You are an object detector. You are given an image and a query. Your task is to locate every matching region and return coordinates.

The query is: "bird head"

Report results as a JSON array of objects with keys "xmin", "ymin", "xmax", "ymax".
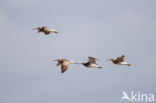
[
  {"xmin": 53, "ymin": 59, "xmax": 61, "ymax": 62},
  {"xmin": 53, "ymin": 59, "xmax": 62, "ymax": 66}
]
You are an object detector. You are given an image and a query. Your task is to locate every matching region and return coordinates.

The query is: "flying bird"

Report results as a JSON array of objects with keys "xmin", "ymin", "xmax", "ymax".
[
  {"xmin": 80, "ymin": 57, "xmax": 102, "ymax": 68},
  {"xmin": 53, "ymin": 59, "xmax": 77, "ymax": 73},
  {"xmin": 106, "ymin": 55, "xmax": 131, "ymax": 66},
  {"xmin": 34, "ymin": 26, "xmax": 58, "ymax": 35}
]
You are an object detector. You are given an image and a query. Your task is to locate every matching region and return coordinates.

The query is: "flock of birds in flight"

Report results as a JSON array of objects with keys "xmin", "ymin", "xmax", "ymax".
[{"xmin": 34, "ymin": 26, "xmax": 131, "ymax": 73}]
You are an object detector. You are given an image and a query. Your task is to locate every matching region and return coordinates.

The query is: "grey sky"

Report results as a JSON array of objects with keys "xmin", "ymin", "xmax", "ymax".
[{"xmin": 0, "ymin": 0, "xmax": 156, "ymax": 103}]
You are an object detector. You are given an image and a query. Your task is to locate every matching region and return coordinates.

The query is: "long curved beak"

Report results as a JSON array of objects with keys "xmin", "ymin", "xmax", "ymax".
[
  {"xmin": 32, "ymin": 28, "xmax": 38, "ymax": 30},
  {"xmin": 53, "ymin": 60, "xmax": 58, "ymax": 62}
]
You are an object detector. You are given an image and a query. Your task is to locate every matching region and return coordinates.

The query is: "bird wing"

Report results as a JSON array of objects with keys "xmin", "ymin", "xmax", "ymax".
[
  {"xmin": 44, "ymin": 31, "xmax": 51, "ymax": 35},
  {"xmin": 88, "ymin": 57, "xmax": 96, "ymax": 64},
  {"xmin": 44, "ymin": 27, "xmax": 51, "ymax": 31},
  {"xmin": 61, "ymin": 64, "xmax": 68, "ymax": 73},
  {"xmin": 41, "ymin": 26, "xmax": 48, "ymax": 31},
  {"xmin": 60, "ymin": 60, "xmax": 70, "ymax": 73},
  {"xmin": 42, "ymin": 26, "xmax": 48, "ymax": 28},
  {"xmin": 117, "ymin": 56, "xmax": 125, "ymax": 62}
]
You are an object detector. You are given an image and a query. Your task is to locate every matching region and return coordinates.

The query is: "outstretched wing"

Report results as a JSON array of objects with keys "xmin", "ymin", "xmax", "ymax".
[
  {"xmin": 44, "ymin": 31, "xmax": 51, "ymax": 35},
  {"xmin": 61, "ymin": 64, "xmax": 68, "ymax": 73},
  {"xmin": 42, "ymin": 26, "xmax": 48, "ymax": 29},
  {"xmin": 88, "ymin": 57, "xmax": 96, "ymax": 64},
  {"xmin": 44, "ymin": 27, "xmax": 51, "ymax": 31},
  {"xmin": 117, "ymin": 55, "xmax": 125, "ymax": 62}
]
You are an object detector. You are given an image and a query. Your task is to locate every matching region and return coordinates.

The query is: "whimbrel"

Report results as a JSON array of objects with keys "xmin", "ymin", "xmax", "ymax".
[
  {"xmin": 107, "ymin": 55, "xmax": 131, "ymax": 66},
  {"xmin": 80, "ymin": 57, "xmax": 102, "ymax": 68},
  {"xmin": 53, "ymin": 59, "xmax": 77, "ymax": 73},
  {"xmin": 34, "ymin": 26, "xmax": 58, "ymax": 35}
]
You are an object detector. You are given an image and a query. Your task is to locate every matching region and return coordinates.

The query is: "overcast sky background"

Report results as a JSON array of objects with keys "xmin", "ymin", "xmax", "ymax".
[{"xmin": 0, "ymin": 0, "xmax": 156, "ymax": 103}]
